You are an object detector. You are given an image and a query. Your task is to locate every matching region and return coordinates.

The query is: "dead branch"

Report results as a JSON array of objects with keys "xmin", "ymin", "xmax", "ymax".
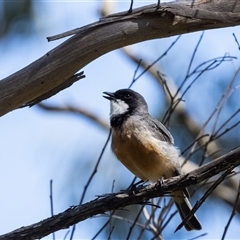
[
  {"xmin": 0, "ymin": 0, "xmax": 240, "ymax": 117},
  {"xmin": 37, "ymin": 103, "xmax": 109, "ymax": 130},
  {"xmin": 1, "ymin": 146, "xmax": 240, "ymax": 240}
]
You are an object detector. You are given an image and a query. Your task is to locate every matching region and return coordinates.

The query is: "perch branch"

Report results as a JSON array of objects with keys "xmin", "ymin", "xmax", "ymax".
[{"xmin": 1, "ymin": 146, "xmax": 240, "ymax": 240}]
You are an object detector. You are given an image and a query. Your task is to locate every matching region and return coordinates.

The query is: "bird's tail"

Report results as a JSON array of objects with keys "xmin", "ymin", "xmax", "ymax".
[{"xmin": 172, "ymin": 190, "xmax": 202, "ymax": 231}]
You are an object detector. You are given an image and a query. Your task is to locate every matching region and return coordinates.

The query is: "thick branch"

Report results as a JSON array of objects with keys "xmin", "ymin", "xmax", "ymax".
[
  {"xmin": 1, "ymin": 146, "xmax": 240, "ymax": 240},
  {"xmin": 0, "ymin": 0, "xmax": 240, "ymax": 116}
]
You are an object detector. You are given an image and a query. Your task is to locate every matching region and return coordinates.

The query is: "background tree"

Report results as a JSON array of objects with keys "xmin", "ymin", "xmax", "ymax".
[{"xmin": 0, "ymin": 0, "xmax": 240, "ymax": 239}]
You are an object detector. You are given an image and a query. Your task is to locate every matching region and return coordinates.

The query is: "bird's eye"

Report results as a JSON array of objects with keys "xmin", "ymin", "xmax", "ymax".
[{"xmin": 124, "ymin": 93, "xmax": 131, "ymax": 99}]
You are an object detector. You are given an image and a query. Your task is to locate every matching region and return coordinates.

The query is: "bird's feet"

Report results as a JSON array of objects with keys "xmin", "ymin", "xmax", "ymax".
[
  {"xmin": 126, "ymin": 179, "xmax": 145, "ymax": 192},
  {"xmin": 155, "ymin": 177, "xmax": 164, "ymax": 189}
]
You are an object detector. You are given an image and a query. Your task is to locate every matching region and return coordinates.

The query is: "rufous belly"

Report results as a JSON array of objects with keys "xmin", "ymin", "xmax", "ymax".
[{"xmin": 112, "ymin": 126, "xmax": 181, "ymax": 182}]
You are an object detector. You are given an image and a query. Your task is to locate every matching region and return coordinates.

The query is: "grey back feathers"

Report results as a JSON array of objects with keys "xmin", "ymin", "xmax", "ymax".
[{"xmin": 145, "ymin": 115, "xmax": 174, "ymax": 144}]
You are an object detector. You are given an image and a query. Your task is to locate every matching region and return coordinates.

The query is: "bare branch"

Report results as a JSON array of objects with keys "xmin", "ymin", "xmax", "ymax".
[
  {"xmin": 188, "ymin": 233, "xmax": 208, "ymax": 240},
  {"xmin": 1, "ymin": 146, "xmax": 240, "ymax": 240},
  {"xmin": 221, "ymin": 180, "xmax": 240, "ymax": 240},
  {"xmin": 175, "ymin": 165, "xmax": 235, "ymax": 232},
  {"xmin": 92, "ymin": 220, "xmax": 111, "ymax": 240},
  {"xmin": 49, "ymin": 180, "xmax": 55, "ymax": 240},
  {"xmin": 186, "ymin": 31, "xmax": 204, "ymax": 78},
  {"xmin": 233, "ymin": 33, "xmax": 240, "ymax": 51},
  {"xmin": 69, "ymin": 129, "xmax": 112, "ymax": 239},
  {"xmin": 129, "ymin": 35, "xmax": 181, "ymax": 87},
  {"xmin": 126, "ymin": 205, "xmax": 145, "ymax": 240},
  {"xmin": 37, "ymin": 103, "xmax": 109, "ymax": 130},
  {"xmin": 1, "ymin": 1, "xmax": 240, "ymax": 117}
]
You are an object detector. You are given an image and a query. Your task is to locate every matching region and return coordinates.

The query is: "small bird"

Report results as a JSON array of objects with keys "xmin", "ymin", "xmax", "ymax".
[{"xmin": 103, "ymin": 88, "xmax": 201, "ymax": 231}]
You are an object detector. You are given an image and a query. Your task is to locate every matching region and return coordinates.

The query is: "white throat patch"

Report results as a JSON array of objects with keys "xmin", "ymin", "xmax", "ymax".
[{"xmin": 110, "ymin": 99, "xmax": 129, "ymax": 118}]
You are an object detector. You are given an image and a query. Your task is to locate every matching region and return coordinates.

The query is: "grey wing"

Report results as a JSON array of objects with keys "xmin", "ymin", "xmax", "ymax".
[{"xmin": 146, "ymin": 115, "xmax": 174, "ymax": 144}]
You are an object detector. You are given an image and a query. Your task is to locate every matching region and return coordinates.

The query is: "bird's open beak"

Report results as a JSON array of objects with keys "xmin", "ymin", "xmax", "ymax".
[{"xmin": 103, "ymin": 91, "xmax": 116, "ymax": 101}]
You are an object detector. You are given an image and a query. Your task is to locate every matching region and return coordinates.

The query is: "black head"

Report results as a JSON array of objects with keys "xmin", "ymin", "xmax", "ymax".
[{"xmin": 103, "ymin": 89, "xmax": 148, "ymax": 127}]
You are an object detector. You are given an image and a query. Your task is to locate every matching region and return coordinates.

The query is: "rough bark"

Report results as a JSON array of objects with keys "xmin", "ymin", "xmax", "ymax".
[
  {"xmin": 0, "ymin": 146, "xmax": 240, "ymax": 240},
  {"xmin": 0, "ymin": 0, "xmax": 240, "ymax": 116}
]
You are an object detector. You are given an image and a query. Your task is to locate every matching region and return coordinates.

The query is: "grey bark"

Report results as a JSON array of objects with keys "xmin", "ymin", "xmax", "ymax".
[{"xmin": 0, "ymin": 0, "xmax": 240, "ymax": 116}]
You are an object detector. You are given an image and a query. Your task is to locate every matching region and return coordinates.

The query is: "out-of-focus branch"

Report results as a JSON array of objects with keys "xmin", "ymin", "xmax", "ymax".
[
  {"xmin": 221, "ymin": 180, "xmax": 240, "ymax": 240},
  {"xmin": 37, "ymin": 103, "xmax": 109, "ymax": 130},
  {"xmin": 120, "ymin": 47, "xmax": 221, "ymax": 155},
  {"xmin": 120, "ymin": 47, "xmax": 240, "ymax": 212},
  {"xmin": 1, "ymin": 146, "xmax": 240, "ymax": 240}
]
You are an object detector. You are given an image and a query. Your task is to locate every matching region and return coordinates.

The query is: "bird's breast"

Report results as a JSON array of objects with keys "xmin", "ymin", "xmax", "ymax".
[{"xmin": 111, "ymin": 119, "xmax": 181, "ymax": 182}]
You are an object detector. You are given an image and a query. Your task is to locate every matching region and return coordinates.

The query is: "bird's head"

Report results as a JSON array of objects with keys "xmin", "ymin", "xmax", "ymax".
[{"xmin": 103, "ymin": 89, "xmax": 148, "ymax": 120}]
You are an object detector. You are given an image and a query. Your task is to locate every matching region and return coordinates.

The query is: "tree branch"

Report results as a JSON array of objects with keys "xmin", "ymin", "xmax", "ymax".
[
  {"xmin": 0, "ymin": 0, "xmax": 240, "ymax": 117},
  {"xmin": 1, "ymin": 146, "xmax": 240, "ymax": 240},
  {"xmin": 37, "ymin": 103, "xmax": 109, "ymax": 130}
]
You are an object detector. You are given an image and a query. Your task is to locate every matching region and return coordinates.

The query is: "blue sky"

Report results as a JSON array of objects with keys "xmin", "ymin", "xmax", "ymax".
[{"xmin": 0, "ymin": 1, "xmax": 240, "ymax": 239}]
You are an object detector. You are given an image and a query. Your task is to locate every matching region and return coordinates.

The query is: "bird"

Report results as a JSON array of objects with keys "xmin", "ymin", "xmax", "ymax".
[{"xmin": 103, "ymin": 88, "xmax": 201, "ymax": 231}]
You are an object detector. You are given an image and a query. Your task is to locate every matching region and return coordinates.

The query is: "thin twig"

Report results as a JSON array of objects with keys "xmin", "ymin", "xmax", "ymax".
[
  {"xmin": 214, "ymin": 120, "xmax": 240, "ymax": 141},
  {"xmin": 63, "ymin": 230, "xmax": 70, "ymax": 240},
  {"xmin": 212, "ymin": 109, "xmax": 240, "ymax": 139},
  {"xmin": 211, "ymin": 68, "xmax": 240, "ymax": 134},
  {"xmin": 129, "ymin": 59, "xmax": 142, "ymax": 88},
  {"xmin": 221, "ymin": 180, "xmax": 240, "ymax": 240},
  {"xmin": 107, "ymin": 226, "xmax": 114, "ymax": 240},
  {"xmin": 158, "ymin": 197, "xmax": 174, "ymax": 230},
  {"xmin": 175, "ymin": 165, "xmax": 236, "ymax": 232},
  {"xmin": 233, "ymin": 33, "xmax": 240, "ymax": 50},
  {"xmin": 133, "ymin": 35, "xmax": 181, "ymax": 82},
  {"xmin": 186, "ymin": 32, "xmax": 204, "ymax": 78},
  {"xmin": 38, "ymin": 103, "xmax": 109, "ymax": 130},
  {"xmin": 70, "ymin": 129, "xmax": 112, "ymax": 239},
  {"xmin": 83, "ymin": 129, "xmax": 111, "ymax": 205},
  {"xmin": 109, "ymin": 180, "xmax": 116, "ymax": 238},
  {"xmin": 157, "ymin": 71, "xmax": 174, "ymax": 100},
  {"xmin": 187, "ymin": 233, "xmax": 208, "ymax": 240},
  {"xmin": 138, "ymin": 203, "xmax": 158, "ymax": 239},
  {"xmin": 161, "ymin": 210, "xmax": 178, "ymax": 232},
  {"xmin": 126, "ymin": 205, "xmax": 145, "ymax": 240},
  {"xmin": 92, "ymin": 219, "xmax": 111, "ymax": 240},
  {"xmin": 49, "ymin": 180, "xmax": 54, "ymax": 217},
  {"xmin": 49, "ymin": 180, "xmax": 55, "ymax": 240},
  {"xmin": 162, "ymin": 55, "xmax": 236, "ymax": 125},
  {"xmin": 186, "ymin": 61, "xmax": 239, "ymax": 165},
  {"xmin": 181, "ymin": 134, "xmax": 209, "ymax": 156}
]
